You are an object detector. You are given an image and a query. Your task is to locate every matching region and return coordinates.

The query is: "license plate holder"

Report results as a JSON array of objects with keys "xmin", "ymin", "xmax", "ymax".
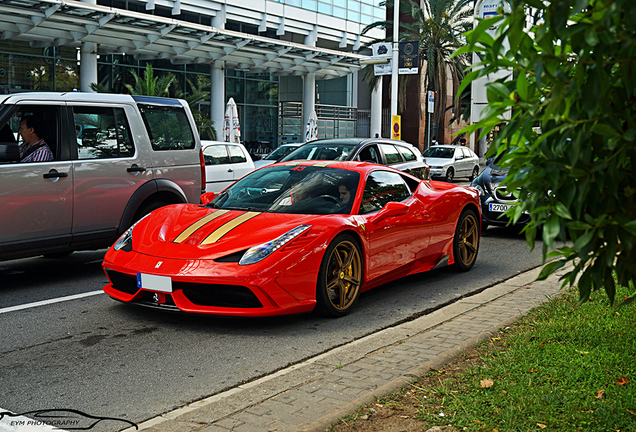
[
  {"xmin": 137, "ymin": 273, "xmax": 173, "ymax": 293},
  {"xmin": 489, "ymin": 203, "xmax": 516, "ymax": 213}
]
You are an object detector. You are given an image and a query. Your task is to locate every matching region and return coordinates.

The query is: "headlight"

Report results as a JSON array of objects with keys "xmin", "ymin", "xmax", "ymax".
[
  {"xmin": 472, "ymin": 184, "xmax": 486, "ymax": 196},
  {"xmin": 239, "ymin": 225, "xmax": 311, "ymax": 265},
  {"xmin": 113, "ymin": 214, "xmax": 151, "ymax": 251}
]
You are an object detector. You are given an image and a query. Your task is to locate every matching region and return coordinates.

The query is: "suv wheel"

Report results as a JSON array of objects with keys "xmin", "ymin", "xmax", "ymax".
[{"xmin": 133, "ymin": 200, "xmax": 168, "ymax": 223}]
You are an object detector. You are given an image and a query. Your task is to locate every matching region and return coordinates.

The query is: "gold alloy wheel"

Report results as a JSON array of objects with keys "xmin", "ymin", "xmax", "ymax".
[
  {"xmin": 458, "ymin": 213, "xmax": 479, "ymax": 267},
  {"xmin": 325, "ymin": 240, "xmax": 362, "ymax": 311}
]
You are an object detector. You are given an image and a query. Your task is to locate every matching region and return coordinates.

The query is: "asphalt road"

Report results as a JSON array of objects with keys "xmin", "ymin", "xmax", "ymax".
[{"xmin": 0, "ymin": 226, "xmax": 546, "ymax": 431}]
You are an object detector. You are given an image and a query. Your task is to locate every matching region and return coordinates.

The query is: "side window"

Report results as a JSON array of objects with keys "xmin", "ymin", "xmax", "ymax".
[
  {"xmin": 462, "ymin": 148, "xmax": 472, "ymax": 158},
  {"xmin": 203, "ymin": 145, "xmax": 230, "ymax": 165},
  {"xmin": 228, "ymin": 145, "xmax": 247, "ymax": 163},
  {"xmin": 74, "ymin": 106, "xmax": 134, "ymax": 159},
  {"xmin": 138, "ymin": 104, "xmax": 195, "ymax": 151},
  {"xmin": 398, "ymin": 145, "xmax": 417, "ymax": 162},
  {"xmin": 454, "ymin": 149, "xmax": 463, "ymax": 159},
  {"xmin": 1, "ymin": 105, "xmax": 60, "ymax": 162},
  {"xmin": 359, "ymin": 171, "xmax": 412, "ymax": 214},
  {"xmin": 357, "ymin": 145, "xmax": 380, "ymax": 163},
  {"xmin": 379, "ymin": 144, "xmax": 403, "ymax": 165}
]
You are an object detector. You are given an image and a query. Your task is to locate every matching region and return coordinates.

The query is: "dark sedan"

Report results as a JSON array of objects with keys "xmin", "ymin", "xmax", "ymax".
[
  {"xmin": 279, "ymin": 138, "xmax": 430, "ymax": 180},
  {"xmin": 470, "ymin": 155, "xmax": 530, "ymax": 230}
]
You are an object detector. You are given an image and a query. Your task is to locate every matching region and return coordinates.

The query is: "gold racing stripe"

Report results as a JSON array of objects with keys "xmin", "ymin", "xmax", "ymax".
[
  {"xmin": 173, "ymin": 210, "xmax": 229, "ymax": 243},
  {"xmin": 313, "ymin": 161, "xmax": 337, "ymax": 167},
  {"xmin": 201, "ymin": 211, "xmax": 261, "ymax": 245}
]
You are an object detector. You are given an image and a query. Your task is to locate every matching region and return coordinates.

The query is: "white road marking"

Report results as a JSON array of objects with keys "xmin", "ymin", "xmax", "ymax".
[
  {"xmin": 0, "ymin": 408, "xmax": 64, "ymax": 432},
  {"xmin": 0, "ymin": 291, "xmax": 104, "ymax": 315}
]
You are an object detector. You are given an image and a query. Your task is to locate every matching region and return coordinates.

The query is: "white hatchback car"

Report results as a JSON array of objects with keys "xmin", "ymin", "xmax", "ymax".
[
  {"xmin": 422, "ymin": 145, "xmax": 480, "ymax": 182},
  {"xmin": 201, "ymin": 141, "xmax": 255, "ymax": 193}
]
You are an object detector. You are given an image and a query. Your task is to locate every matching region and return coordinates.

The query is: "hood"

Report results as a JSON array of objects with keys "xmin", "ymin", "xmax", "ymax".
[
  {"xmin": 131, "ymin": 204, "xmax": 320, "ymax": 260},
  {"xmin": 253, "ymin": 159, "xmax": 275, "ymax": 169},
  {"xmin": 423, "ymin": 157, "xmax": 453, "ymax": 167}
]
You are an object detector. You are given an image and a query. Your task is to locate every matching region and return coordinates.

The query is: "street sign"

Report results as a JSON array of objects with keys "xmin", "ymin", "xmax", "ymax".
[
  {"xmin": 372, "ymin": 42, "xmax": 392, "ymax": 76},
  {"xmin": 392, "ymin": 115, "xmax": 401, "ymax": 140},
  {"xmin": 428, "ymin": 91, "xmax": 434, "ymax": 113}
]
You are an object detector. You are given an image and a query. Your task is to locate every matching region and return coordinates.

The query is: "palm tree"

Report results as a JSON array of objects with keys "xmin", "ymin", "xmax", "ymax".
[
  {"xmin": 362, "ymin": 0, "xmax": 472, "ymax": 138},
  {"xmin": 124, "ymin": 63, "xmax": 176, "ymax": 97},
  {"xmin": 176, "ymin": 75, "xmax": 217, "ymax": 140}
]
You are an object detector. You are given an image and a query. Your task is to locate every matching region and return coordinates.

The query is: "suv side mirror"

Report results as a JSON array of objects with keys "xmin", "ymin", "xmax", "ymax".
[{"xmin": 0, "ymin": 143, "xmax": 20, "ymax": 162}]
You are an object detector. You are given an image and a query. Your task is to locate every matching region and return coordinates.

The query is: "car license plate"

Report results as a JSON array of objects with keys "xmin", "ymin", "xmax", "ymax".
[
  {"xmin": 489, "ymin": 203, "xmax": 516, "ymax": 213},
  {"xmin": 137, "ymin": 273, "xmax": 173, "ymax": 293}
]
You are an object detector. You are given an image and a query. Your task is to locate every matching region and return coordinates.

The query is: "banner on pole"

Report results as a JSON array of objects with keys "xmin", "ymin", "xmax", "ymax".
[{"xmin": 398, "ymin": 41, "xmax": 419, "ymax": 74}]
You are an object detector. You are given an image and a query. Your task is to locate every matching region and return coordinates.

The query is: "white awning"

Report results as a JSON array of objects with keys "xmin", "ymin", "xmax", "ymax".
[{"xmin": 0, "ymin": 0, "xmax": 368, "ymax": 80}]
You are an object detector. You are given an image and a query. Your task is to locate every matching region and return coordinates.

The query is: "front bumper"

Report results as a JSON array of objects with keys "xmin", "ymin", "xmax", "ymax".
[
  {"xmin": 480, "ymin": 199, "xmax": 531, "ymax": 227},
  {"xmin": 102, "ymin": 249, "xmax": 319, "ymax": 317}
]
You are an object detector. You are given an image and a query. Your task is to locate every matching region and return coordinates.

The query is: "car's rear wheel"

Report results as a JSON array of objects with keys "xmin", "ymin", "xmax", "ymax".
[
  {"xmin": 452, "ymin": 209, "xmax": 480, "ymax": 271},
  {"xmin": 469, "ymin": 166, "xmax": 479, "ymax": 181},
  {"xmin": 315, "ymin": 234, "xmax": 363, "ymax": 317},
  {"xmin": 445, "ymin": 168, "xmax": 454, "ymax": 182}
]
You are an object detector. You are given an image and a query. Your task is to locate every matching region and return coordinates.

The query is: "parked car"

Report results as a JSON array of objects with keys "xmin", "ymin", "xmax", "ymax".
[
  {"xmin": 253, "ymin": 143, "xmax": 303, "ymax": 169},
  {"xmin": 422, "ymin": 145, "xmax": 479, "ymax": 182},
  {"xmin": 0, "ymin": 92, "xmax": 204, "ymax": 261},
  {"xmin": 471, "ymin": 152, "xmax": 530, "ymax": 230},
  {"xmin": 201, "ymin": 141, "xmax": 255, "ymax": 193},
  {"xmin": 279, "ymin": 138, "xmax": 430, "ymax": 180},
  {"xmin": 102, "ymin": 161, "xmax": 480, "ymax": 317}
]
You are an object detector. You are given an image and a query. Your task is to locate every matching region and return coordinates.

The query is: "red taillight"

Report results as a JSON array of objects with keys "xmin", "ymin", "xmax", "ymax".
[{"xmin": 199, "ymin": 150, "xmax": 206, "ymax": 195}]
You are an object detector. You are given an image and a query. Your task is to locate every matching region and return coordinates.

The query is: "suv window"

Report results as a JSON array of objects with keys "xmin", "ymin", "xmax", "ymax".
[
  {"xmin": 360, "ymin": 171, "xmax": 412, "ymax": 214},
  {"xmin": 74, "ymin": 106, "xmax": 134, "ymax": 159},
  {"xmin": 138, "ymin": 104, "xmax": 195, "ymax": 151},
  {"xmin": 379, "ymin": 144, "xmax": 402, "ymax": 165},
  {"xmin": 1, "ymin": 105, "xmax": 60, "ymax": 161}
]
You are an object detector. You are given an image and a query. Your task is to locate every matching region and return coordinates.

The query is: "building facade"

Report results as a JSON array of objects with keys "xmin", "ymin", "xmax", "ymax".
[{"xmin": 0, "ymin": 0, "xmax": 385, "ymax": 152}]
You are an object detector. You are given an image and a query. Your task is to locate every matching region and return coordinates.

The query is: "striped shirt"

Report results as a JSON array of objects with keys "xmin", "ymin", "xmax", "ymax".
[{"xmin": 19, "ymin": 139, "xmax": 54, "ymax": 163}]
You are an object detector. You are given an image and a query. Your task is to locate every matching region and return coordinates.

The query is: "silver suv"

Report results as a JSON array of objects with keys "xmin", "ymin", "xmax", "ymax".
[{"xmin": 0, "ymin": 92, "xmax": 205, "ymax": 261}]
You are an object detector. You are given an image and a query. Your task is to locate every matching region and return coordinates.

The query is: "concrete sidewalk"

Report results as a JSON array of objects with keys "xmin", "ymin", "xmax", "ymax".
[{"xmin": 126, "ymin": 265, "xmax": 568, "ymax": 432}]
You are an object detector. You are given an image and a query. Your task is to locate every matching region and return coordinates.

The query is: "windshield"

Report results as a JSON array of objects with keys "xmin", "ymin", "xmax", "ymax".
[
  {"xmin": 422, "ymin": 147, "xmax": 453, "ymax": 158},
  {"xmin": 210, "ymin": 165, "xmax": 360, "ymax": 215},
  {"xmin": 280, "ymin": 144, "xmax": 357, "ymax": 162},
  {"xmin": 263, "ymin": 145, "xmax": 296, "ymax": 161}
]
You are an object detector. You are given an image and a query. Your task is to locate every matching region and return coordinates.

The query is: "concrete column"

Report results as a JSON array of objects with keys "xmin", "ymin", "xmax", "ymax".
[
  {"xmin": 302, "ymin": 73, "xmax": 316, "ymax": 141},
  {"xmin": 79, "ymin": 0, "xmax": 98, "ymax": 92},
  {"xmin": 210, "ymin": 62, "xmax": 225, "ymax": 140},
  {"xmin": 370, "ymin": 78, "xmax": 382, "ymax": 138},
  {"xmin": 79, "ymin": 42, "xmax": 98, "ymax": 92},
  {"xmin": 211, "ymin": 11, "xmax": 226, "ymax": 140}
]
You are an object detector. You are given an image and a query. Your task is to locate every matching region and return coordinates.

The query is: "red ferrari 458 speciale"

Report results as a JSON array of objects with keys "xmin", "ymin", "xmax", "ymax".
[{"xmin": 102, "ymin": 161, "xmax": 481, "ymax": 317}]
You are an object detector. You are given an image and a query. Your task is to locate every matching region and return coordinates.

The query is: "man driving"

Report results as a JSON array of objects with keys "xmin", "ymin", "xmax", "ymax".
[{"xmin": 18, "ymin": 116, "xmax": 53, "ymax": 163}]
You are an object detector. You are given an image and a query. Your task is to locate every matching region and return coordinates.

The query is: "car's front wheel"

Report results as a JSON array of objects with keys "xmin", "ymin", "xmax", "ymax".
[
  {"xmin": 315, "ymin": 234, "xmax": 363, "ymax": 317},
  {"xmin": 445, "ymin": 167, "xmax": 454, "ymax": 182},
  {"xmin": 452, "ymin": 209, "xmax": 480, "ymax": 272}
]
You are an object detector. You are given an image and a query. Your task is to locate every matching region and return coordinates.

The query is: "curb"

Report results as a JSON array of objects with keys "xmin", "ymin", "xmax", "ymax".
[{"xmin": 125, "ymin": 264, "xmax": 568, "ymax": 432}]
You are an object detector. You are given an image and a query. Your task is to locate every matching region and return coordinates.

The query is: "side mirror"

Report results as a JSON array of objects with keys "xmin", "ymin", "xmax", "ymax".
[
  {"xmin": 370, "ymin": 201, "xmax": 409, "ymax": 223},
  {"xmin": 201, "ymin": 192, "xmax": 217, "ymax": 205},
  {"xmin": 0, "ymin": 143, "xmax": 20, "ymax": 162}
]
